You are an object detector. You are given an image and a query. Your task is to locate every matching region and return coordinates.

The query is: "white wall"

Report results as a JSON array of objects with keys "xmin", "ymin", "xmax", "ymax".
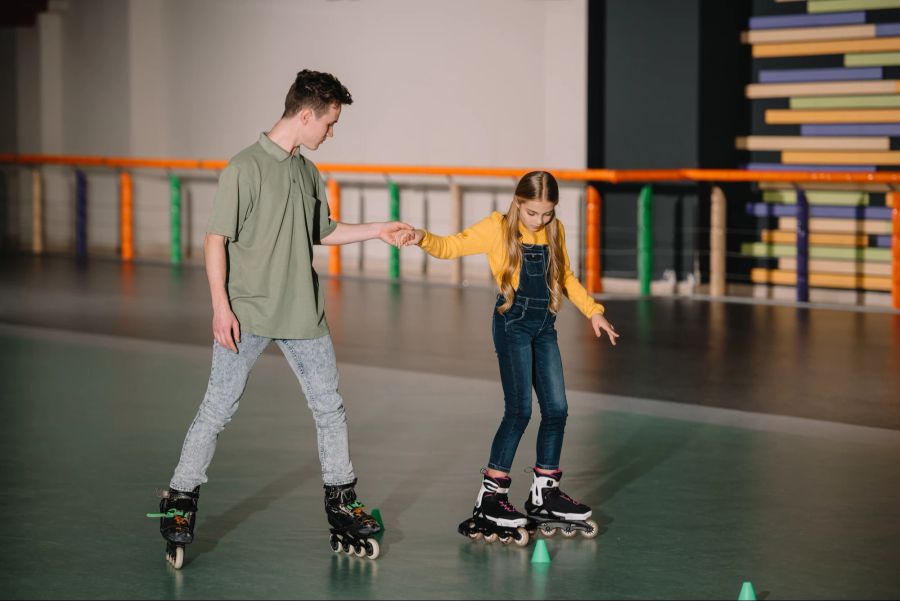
[{"xmin": 4, "ymin": 0, "xmax": 588, "ymax": 283}]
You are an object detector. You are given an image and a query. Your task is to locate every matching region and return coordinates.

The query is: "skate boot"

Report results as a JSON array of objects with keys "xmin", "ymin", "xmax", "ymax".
[
  {"xmin": 458, "ymin": 473, "xmax": 530, "ymax": 546},
  {"xmin": 324, "ymin": 479, "xmax": 382, "ymax": 560},
  {"xmin": 524, "ymin": 469, "xmax": 599, "ymax": 539},
  {"xmin": 146, "ymin": 486, "xmax": 200, "ymax": 569}
]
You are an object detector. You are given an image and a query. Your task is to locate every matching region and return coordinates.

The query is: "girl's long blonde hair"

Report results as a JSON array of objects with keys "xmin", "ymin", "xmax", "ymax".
[{"xmin": 498, "ymin": 171, "xmax": 564, "ymax": 315}]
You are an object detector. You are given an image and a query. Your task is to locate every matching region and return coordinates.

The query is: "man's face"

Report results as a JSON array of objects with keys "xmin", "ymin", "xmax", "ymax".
[
  {"xmin": 519, "ymin": 199, "xmax": 556, "ymax": 232},
  {"xmin": 300, "ymin": 103, "xmax": 341, "ymax": 150}
]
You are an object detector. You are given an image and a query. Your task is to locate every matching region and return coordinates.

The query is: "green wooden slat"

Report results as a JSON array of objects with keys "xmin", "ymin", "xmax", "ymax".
[
  {"xmin": 809, "ymin": 0, "xmax": 900, "ymax": 13},
  {"xmin": 791, "ymin": 94, "xmax": 900, "ymax": 109},
  {"xmin": 763, "ymin": 190, "xmax": 870, "ymax": 205},
  {"xmin": 741, "ymin": 242, "xmax": 891, "ymax": 261},
  {"xmin": 845, "ymin": 51, "xmax": 900, "ymax": 66}
]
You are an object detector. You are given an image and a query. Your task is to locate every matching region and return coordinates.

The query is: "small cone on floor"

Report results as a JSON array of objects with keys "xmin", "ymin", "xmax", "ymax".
[
  {"xmin": 531, "ymin": 539, "xmax": 551, "ymax": 564},
  {"xmin": 371, "ymin": 508, "xmax": 384, "ymax": 529},
  {"xmin": 737, "ymin": 581, "xmax": 756, "ymax": 601}
]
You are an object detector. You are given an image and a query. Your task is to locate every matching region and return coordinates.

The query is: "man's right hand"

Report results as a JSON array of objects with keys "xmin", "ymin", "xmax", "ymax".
[{"xmin": 212, "ymin": 308, "xmax": 241, "ymax": 352}]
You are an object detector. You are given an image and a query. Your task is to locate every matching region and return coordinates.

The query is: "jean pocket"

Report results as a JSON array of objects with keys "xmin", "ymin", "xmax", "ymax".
[
  {"xmin": 502, "ymin": 303, "xmax": 527, "ymax": 329},
  {"xmin": 524, "ymin": 254, "xmax": 544, "ymax": 277}
]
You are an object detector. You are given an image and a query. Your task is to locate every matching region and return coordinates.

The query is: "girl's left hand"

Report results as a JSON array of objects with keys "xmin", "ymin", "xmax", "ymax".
[{"xmin": 591, "ymin": 313, "xmax": 620, "ymax": 346}]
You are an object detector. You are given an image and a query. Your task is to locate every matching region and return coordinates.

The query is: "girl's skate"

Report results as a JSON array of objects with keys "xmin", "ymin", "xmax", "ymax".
[
  {"xmin": 324, "ymin": 479, "xmax": 382, "ymax": 560},
  {"xmin": 458, "ymin": 474, "xmax": 530, "ymax": 546},
  {"xmin": 146, "ymin": 487, "xmax": 200, "ymax": 569},
  {"xmin": 524, "ymin": 469, "xmax": 599, "ymax": 538}
]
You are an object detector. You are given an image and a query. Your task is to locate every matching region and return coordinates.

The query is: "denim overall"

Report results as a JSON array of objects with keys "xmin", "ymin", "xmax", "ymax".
[{"xmin": 488, "ymin": 243, "xmax": 568, "ymax": 473}]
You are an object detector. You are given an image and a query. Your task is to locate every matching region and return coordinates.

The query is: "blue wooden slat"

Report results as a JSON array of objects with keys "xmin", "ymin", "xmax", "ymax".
[
  {"xmin": 749, "ymin": 11, "xmax": 865, "ymax": 30},
  {"xmin": 758, "ymin": 67, "xmax": 882, "ymax": 83}
]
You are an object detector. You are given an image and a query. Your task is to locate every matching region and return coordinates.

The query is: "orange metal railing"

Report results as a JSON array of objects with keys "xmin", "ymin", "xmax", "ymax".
[{"xmin": 2, "ymin": 153, "xmax": 899, "ymax": 308}]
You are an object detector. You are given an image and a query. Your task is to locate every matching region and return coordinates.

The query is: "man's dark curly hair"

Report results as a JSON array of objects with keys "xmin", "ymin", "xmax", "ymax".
[{"xmin": 283, "ymin": 70, "xmax": 353, "ymax": 118}]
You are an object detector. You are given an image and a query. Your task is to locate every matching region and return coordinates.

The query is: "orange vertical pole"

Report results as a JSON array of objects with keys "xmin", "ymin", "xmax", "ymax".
[
  {"xmin": 328, "ymin": 178, "xmax": 341, "ymax": 276},
  {"xmin": 120, "ymin": 171, "xmax": 134, "ymax": 261},
  {"xmin": 585, "ymin": 184, "xmax": 602, "ymax": 293},
  {"xmin": 891, "ymin": 191, "xmax": 899, "ymax": 310},
  {"xmin": 710, "ymin": 186, "xmax": 727, "ymax": 297},
  {"xmin": 31, "ymin": 168, "xmax": 43, "ymax": 255}
]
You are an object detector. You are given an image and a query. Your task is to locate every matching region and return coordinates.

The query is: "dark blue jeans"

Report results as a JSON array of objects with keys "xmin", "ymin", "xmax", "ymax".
[{"xmin": 488, "ymin": 295, "xmax": 568, "ymax": 473}]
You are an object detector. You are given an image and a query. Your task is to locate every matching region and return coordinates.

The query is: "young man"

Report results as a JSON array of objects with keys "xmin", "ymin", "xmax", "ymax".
[{"xmin": 154, "ymin": 70, "xmax": 407, "ymax": 566}]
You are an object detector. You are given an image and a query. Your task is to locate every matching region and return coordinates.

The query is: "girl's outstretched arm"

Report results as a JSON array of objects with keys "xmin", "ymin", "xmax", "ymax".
[{"xmin": 410, "ymin": 213, "xmax": 500, "ymax": 259}]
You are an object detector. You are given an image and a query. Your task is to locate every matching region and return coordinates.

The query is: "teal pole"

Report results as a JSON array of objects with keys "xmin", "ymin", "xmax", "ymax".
[
  {"xmin": 170, "ymin": 175, "xmax": 182, "ymax": 265},
  {"xmin": 389, "ymin": 181, "xmax": 400, "ymax": 281},
  {"xmin": 638, "ymin": 185, "xmax": 653, "ymax": 296}
]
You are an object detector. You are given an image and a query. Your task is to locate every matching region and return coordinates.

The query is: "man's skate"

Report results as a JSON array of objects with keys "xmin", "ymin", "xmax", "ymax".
[
  {"xmin": 524, "ymin": 469, "xmax": 598, "ymax": 539},
  {"xmin": 458, "ymin": 474, "xmax": 530, "ymax": 546},
  {"xmin": 146, "ymin": 487, "xmax": 200, "ymax": 569},
  {"xmin": 324, "ymin": 480, "xmax": 382, "ymax": 560}
]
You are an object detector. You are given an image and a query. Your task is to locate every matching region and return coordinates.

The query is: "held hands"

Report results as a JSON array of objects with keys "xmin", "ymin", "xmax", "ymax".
[
  {"xmin": 397, "ymin": 228, "xmax": 424, "ymax": 247},
  {"xmin": 591, "ymin": 313, "xmax": 620, "ymax": 346},
  {"xmin": 378, "ymin": 222, "xmax": 416, "ymax": 247}
]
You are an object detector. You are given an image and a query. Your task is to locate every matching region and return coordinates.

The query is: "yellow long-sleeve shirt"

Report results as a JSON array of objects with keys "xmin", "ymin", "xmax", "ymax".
[{"xmin": 419, "ymin": 212, "xmax": 604, "ymax": 318}]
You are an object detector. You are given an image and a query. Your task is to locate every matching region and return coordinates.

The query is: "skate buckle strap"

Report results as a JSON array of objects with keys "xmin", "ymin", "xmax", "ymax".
[
  {"xmin": 145, "ymin": 509, "xmax": 187, "ymax": 519},
  {"xmin": 532, "ymin": 474, "xmax": 559, "ymax": 507}
]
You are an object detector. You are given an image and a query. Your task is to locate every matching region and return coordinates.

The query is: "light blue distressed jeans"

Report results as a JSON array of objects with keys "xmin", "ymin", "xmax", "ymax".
[{"xmin": 170, "ymin": 332, "xmax": 355, "ymax": 490}]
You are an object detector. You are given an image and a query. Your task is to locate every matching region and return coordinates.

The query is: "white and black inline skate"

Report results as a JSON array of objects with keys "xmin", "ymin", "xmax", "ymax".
[
  {"xmin": 324, "ymin": 479, "xmax": 382, "ymax": 560},
  {"xmin": 146, "ymin": 486, "xmax": 200, "ymax": 569},
  {"xmin": 458, "ymin": 474, "xmax": 530, "ymax": 546},
  {"xmin": 524, "ymin": 468, "xmax": 599, "ymax": 539}
]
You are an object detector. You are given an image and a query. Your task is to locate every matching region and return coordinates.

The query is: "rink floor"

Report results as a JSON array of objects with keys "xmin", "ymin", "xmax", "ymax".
[{"xmin": 1, "ymin": 255, "xmax": 898, "ymax": 600}]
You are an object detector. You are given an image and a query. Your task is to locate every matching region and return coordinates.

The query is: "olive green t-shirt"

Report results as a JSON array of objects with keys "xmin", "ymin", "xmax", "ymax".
[{"xmin": 206, "ymin": 132, "xmax": 337, "ymax": 339}]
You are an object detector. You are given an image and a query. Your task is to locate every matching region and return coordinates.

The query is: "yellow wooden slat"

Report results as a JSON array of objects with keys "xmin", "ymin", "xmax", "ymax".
[
  {"xmin": 778, "ymin": 258, "xmax": 893, "ymax": 276},
  {"xmin": 742, "ymin": 24, "xmax": 874, "ymax": 45},
  {"xmin": 761, "ymin": 229, "xmax": 869, "ymax": 246},
  {"xmin": 778, "ymin": 217, "xmax": 892, "ymax": 234},
  {"xmin": 736, "ymin": 136, "xmax": 888, "ymax": 151},
  {"xmin": 767, "ymin": 109, "xmax": 900, "ymax": 124},
  {"xmin": 750, "ymin": 268, "xmax": 892, "ymax": 290},
  {"xmin": 759, "ymin": 181, "xmax": 891, "ymax": 192},
  {"xmin": 782, "ymin": 150, "xmax": 900, "ymax": 164},
  {"xmin": 747, "ymin": 80, "xmax": 900, "ymax": 99},
  {"xmin": 753, "ymin": 37, "xmax": 900, "ymax": 59}
]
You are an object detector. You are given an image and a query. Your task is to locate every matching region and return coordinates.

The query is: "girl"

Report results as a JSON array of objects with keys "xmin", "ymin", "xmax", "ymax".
[{"xmin": 403, "ymin": 171, "xmax": 619, "ymax": 545}]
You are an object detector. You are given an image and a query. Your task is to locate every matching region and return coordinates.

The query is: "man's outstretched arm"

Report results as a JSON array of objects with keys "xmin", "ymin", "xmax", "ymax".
[{"xmin": 319, "ymin": 222, "xmax": 412, "ymax": 246}]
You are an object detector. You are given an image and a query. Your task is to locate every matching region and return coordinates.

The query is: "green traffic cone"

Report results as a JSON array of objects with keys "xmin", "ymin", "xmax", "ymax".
[
  {"xmin": 371, "ymin": 508, "xmax": 384, "ymax": 529},
  {"xmin": 531, "ymin": 539, "xmax": 551, "ymax": 564},
  {"xmin": 737, "ymin": 581, "xmax": 756, "ymax": 601}
]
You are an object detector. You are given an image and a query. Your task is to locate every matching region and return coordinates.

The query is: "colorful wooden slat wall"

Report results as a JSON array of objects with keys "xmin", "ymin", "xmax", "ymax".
[{"xmin": 742, "ymin": 0, "xmax": 899, "ymax": 296}]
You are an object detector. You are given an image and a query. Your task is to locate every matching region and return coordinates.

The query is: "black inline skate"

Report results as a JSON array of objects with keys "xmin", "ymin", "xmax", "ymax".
[
  {"xmin": 146, "ymin": 486, "xmax": 200, "ymax": 569},
  {"xmin": 324, "ymin": 479, "xmax": 382, "ymax": 560},
  {"xmin": 458, "ymin": 473, "xmax": 530, "ymax": 546},
  {"xmin": 524, "ymin": 468, "xmax": 598, "ymax": 539}
]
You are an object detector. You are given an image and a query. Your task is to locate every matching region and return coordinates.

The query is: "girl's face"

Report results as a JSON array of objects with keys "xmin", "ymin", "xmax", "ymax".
[{"xmin": 519, "ymin": 199, "xmax": 556, "ymax": 232}]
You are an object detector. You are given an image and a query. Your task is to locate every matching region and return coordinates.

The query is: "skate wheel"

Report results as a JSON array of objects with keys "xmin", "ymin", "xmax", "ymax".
[
  {"xmin": 167, "ymin": 545, "xmax": 184, "ymax": 569},
  {"xmin": 330, "ymin": 536, "xmax": 341, "ymax": 553},
  {"xmin": 484, "ymin": 533, "xmax": 498, "ymax": 544},
  {"xmin": 561, "ymin": 527, "xmax": 578, "ymax": 538},
  {"xmin": 540, "ymin": 525, "xmax": 557, "ymax": 537},
  {"xmin": 581, "ymin": 519, "xmax": 600, "ymax": 539},
  {"xmin": 467, "ymin": 532, "xmax": 483, "ymax": 541},
  {"xmin": 341, "ymin": 541, "xmax": 352, "ymax": 554},
  {"xmin": 514, "ymin": 528, "xmax": 530, "ymax": 547},
  {"xmin": 353, "ymin": 544, "xmax": 366, "ymax": 557},
  {"xmin": 364, "ymin": 539, "xmax": 380, "ymax": 560},
  {"xmin": 498, "ymin": 534, "xmax": 512, "ymax": 545}
]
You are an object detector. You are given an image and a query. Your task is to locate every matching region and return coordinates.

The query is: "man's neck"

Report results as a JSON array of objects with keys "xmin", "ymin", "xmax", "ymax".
[{"xmin": 267, "ymin": 117, "xmax": 301, "ymax": 154}]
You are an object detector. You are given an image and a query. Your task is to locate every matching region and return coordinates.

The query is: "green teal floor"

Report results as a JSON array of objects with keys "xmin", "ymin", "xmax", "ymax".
[{"xmin": 1, "ymin": 324, "xmax": 898, "ymax": 600}]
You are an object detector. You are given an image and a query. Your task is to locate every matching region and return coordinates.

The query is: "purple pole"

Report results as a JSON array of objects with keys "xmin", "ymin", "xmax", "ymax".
[
  {"xmin": 796, "ymin": 190, "xmax": 809, "ymax": 303},
  {"xmin": 76, "ymin": 170, "xmax": 87, "ymax": 261}
]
